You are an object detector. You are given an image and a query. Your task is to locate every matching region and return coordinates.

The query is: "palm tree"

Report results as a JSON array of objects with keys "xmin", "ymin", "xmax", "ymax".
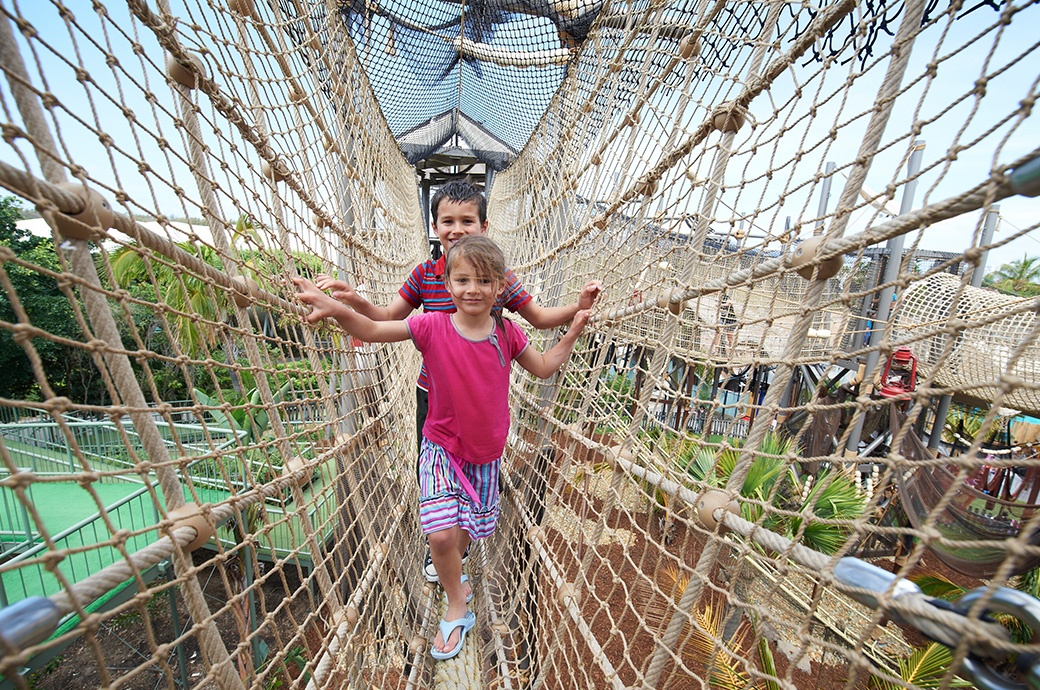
[
  {"xmin": 109, "ymin": 239, "xmax": 228, "ymax": 356},
  {"xmin": 680, "ymin": 432, "xmax": 866, "ymax": 555},
  {"xmin": 983, "ymin": 254, "xmax": 1040, "ymax": 296},
  {"xmin": 108, "ymin": 214, "xmax": 292, "ymax": 393}
]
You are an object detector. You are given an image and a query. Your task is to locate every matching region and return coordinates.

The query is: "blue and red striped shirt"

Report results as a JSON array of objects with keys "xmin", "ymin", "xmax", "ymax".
[{"xmin": 399, "ymin": 255, "xmax": 533, "ymax": 390}]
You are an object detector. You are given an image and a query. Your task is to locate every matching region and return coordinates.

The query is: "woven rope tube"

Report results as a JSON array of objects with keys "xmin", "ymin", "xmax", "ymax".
[{"xmin": 3, "ymin": 1, "xmax": 1040, "ymax": 689}]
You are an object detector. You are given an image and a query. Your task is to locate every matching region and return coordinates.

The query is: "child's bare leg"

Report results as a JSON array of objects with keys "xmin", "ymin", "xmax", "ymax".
[
  {"xmin": 429, "ymin": 526, "xmax": 467, "ymax": 653},
  {"xmin": 456, "ymin": 531, "xmax": 472, "ymax": 599}
]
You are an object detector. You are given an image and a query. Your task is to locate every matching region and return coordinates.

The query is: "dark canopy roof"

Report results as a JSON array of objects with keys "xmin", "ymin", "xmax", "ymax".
[{"xmin": 335, "ymin": 0, "xmax": 604, "ymax": 172}]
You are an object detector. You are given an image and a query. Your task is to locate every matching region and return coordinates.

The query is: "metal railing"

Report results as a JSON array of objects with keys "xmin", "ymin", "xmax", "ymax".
[
  {"xmin": 0, "ymin": 483, "xmax": 161, "ymax": 607},
  {"xmin": 0, "ymin": 417, "xmax": 241, "ymax": 480},
  {"xmin": 0, "ymin": 482, "xmax": 37, "ymax": 559},
  {"xmin": 0, "ymin": 406, "xmax": 337, "ymax": 613}
]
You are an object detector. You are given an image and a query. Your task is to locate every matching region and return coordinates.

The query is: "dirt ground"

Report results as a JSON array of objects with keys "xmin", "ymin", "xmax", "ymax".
[
  {"xmin": 26, "ymin": 550, "xmax": 323, "ymax": 690},
  {"xmin": 542, "ymin": 500, "xmax": 973, "ymax": 690}
]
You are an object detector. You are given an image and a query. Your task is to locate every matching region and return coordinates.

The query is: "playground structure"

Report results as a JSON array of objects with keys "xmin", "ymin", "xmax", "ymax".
[{"xmin": 1, "ymin": 1, "xmax": 1040, "ymax": 689}]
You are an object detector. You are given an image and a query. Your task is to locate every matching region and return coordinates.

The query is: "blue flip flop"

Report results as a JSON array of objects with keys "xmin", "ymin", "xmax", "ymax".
[
  {"xmin": 430, "ymin": 610, "xmax": 476, "ymax": 661},
  {"xmin": 461, "ymin": 574, "xmax": 474, "ymax": 604}
]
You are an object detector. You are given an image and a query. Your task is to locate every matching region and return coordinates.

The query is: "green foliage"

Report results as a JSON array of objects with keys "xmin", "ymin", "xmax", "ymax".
[
  {"xmin": 0, "ymin": 197, "xmax": 107, "ymax": 402},
  {"xmin": 684, "ymin": 446, "xmax": 722, "ymax": 482},
  {"xmin": 593, "ymin": 371, "xmax": 635, "ymax": 432},
  {"xmin": 194, "ymin": 379, "xmax": 294, "ymax": 444},
  {"xmin": 785, "ymin": 471, "xmax": 864, "ymax": 554},
  {"xmin": 983, "ymin": 254, "xmax": 1040, "ymax": 296},
  {"xmin": 870, "ymin": 642, "xmax": 973, "ymax": 689},
  {"xmin": 107, "ymin": 214, "xmax": 322, "ymax": 401},
  {"xmin": 941, "ymin": 405, "xmax": 1002, "ymax": 446},
  {"xmin": 909, "ymin": 573, "xmax": 964, "ymax": 601},
  {"xmin": 754, "ymin": 614, "xmax": 780, "ymax": 690},
  {"xmin": 272, "ymin": 360, "xmax": 323, "ymax": 395},
  {"xmin": 677, "ymin": 432, "xmax": 865, "ymax": 555},
  {"xmin": 260, "ymin": 645, "xmax": 311, "ymax": 690},
  {"xmin": 654, "ymin": 429, "xmax": 703, "ymax": 476},
  {"xmin": 109, "ymin": 237, "xmax": 228, "ymax": 358},
  {"xmin": 1016, "ymin": 566, "xmax": 1040, "ymax": 598},
  {"xmin": 26, "ymin": 654, "xmax": 64, "ymax": 689}
]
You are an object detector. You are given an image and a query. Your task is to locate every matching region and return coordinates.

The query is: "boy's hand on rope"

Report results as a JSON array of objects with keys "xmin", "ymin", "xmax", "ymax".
[
  {"xmin": 578, "ymin": 280, "xmax": 603, "ymax": 310},
  {"xmin": 315, "ymin": 273, "xmax": 356, "ymax": 304},
  {"xmin": 293, "ymin": 276, "xmax": 346, "ymax": 324}
]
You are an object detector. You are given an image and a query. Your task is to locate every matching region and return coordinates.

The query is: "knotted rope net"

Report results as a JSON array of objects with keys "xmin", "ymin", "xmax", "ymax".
[{"xmin": 0, "ymin": 1, "xmax": 1039, "ymax": 689}]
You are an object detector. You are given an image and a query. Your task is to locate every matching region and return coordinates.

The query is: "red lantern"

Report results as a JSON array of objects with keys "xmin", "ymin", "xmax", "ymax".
[{"xmin": 879, "ymin": 347, "xmax": 918, "ymax": 397}]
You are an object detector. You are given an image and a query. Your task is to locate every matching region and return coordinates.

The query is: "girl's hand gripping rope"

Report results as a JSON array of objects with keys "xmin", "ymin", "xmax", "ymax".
[
  {"xmin": 294, "ymin": 276, "xmax": 347, "ymax": 325},
  {"xmin": 315, "ymin": 273, "xmax": 357, "ymax": 304}
]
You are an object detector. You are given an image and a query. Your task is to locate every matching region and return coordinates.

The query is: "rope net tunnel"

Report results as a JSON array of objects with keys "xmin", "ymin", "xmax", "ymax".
[{"xmin": 0, "ymin": 0, "xmax": 1038, "ymax": 689}]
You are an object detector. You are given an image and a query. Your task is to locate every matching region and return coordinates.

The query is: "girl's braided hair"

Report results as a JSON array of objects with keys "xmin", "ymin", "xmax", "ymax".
[{"xmin": 445, "ymin": 235, "xmax": 508, "ymax": 332}]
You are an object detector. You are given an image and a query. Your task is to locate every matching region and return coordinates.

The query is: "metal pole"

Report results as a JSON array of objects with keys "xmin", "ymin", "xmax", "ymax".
[
  {"xmin": 814, "ymin": 162, "xmax": 837, "ymax": 235},
  {"xmin": 421, "ymin": 175, "xmax": 432, "ymax": 239},
  {"xmin": 927, "ymin": 396, "xmax": 953, "ymax": 450},
  {"xmin": 970, "ymin": 205, "xmax": 1000, "ymax": 288},
  {"xmin": 845, "ymin": 141, "xmax": 925, "ymax": 456},
  {"xmin": 244, "ymin": 544, "xmax": 262, "ymax": 670},
  {"xmin": 160, "ymin": 561, "xmax": 190, "ymax": 690}
]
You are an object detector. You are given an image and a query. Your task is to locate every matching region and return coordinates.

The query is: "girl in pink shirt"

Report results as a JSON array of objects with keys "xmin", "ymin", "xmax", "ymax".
[{"xmin": 294, "ymin": 235, "xmax": 591, "ymax": 661}]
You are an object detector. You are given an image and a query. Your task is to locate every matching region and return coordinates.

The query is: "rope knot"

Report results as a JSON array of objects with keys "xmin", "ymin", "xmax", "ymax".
[
  {"xmin": 998, "ymin": 372, "xmax": 1025, "ymax": 392},
  {"xmin": 43, "ymin": 396, "xmax": 72, "ymax": 414},
  {"xmin": 14, "ymin": 17, "xmax": 37, "ymax": 38},
  {"xmin": 1, "ymin": 123, "xmax": 23, "ymax": 144},
  {"xmin": 0, "ymin": 469, "xmax": 36, "ymax": 490}
]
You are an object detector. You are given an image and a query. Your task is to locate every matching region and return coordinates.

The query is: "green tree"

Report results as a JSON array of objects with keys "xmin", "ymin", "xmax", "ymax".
[
  {"xmin": 0, "ymin": 196, "xmax": 105, "ymax": 402},
  {"xmin": 107, "ymin": 214, "xmax": 322, "ymax": 399},
  {"xmin": 983, "ymin": 254, "xmax": 1040, "ymax": 296},
  {"xmin": 109, "ymin": 238, "xmax": 229, "ymax": 358}
]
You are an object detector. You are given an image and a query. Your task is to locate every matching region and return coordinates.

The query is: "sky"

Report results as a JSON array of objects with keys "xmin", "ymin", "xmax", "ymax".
[{"xmin": 1, "ymin": 0, "xmax": 1038, "ymax": 276}]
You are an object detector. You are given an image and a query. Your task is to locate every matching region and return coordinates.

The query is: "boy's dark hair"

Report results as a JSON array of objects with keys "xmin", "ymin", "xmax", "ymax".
[{"xmin": 431, "ymin": 179, "xmax": 487, "ymax": 225}]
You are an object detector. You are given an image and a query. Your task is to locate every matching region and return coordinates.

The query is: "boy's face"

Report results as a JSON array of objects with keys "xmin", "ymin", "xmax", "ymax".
[{"xmin": 434, "ymin": 199, "xmax": 488, "ymax": 251}]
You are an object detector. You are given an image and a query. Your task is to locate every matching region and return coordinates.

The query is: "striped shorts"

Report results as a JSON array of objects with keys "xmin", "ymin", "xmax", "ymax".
[{"xmin": 418, "ymin": 437, "xmax": 500, "ymax": 540}]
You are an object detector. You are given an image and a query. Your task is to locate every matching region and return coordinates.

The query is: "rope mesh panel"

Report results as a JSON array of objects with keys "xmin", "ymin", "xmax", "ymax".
[{"xmin": 0, "ymin": 1, "xmax": 1038, "ymax": 689}]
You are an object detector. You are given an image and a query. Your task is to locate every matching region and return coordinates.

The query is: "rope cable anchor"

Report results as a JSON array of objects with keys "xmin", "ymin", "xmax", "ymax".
[
  {"xmin": 832, "ymin": 558, "xmax": 1040, "ymax": 690},
  {"xmin": 39, "ymin": 183, "xmax": 114, "ymax": 241},
  {"xmin": 952, "ymin": 587, "xmax": 1040, "ymax": 690}
]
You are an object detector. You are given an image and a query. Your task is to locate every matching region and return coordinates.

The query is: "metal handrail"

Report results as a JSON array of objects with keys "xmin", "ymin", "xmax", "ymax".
[{"xmin": 0, "ymin": 482, "xmax": 160, "ymax": 607}]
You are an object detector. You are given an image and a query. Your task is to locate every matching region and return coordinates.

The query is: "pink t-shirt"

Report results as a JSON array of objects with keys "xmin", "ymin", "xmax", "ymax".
[{"xmin": 406, "ymin": 312, "xmax": 529, "ymax": 464}]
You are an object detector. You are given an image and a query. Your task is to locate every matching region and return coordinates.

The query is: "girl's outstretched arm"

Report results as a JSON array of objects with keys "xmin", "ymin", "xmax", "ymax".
[
  {"xmin": 294, "ymin": 277, "xmax": 410, "ymax": 343},
  {"xmin": 516, "ymin": 309, "xmax": 591, "ymax": 379},
  {"xmin": 314, "ymin": 274, "xmax": 416, "ymax": 321}
]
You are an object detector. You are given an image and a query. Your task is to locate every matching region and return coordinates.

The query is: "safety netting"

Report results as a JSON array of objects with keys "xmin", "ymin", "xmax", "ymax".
[{"xmin": 1, "ymin": 1, "xmax": 1040, "ymax": 689}]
